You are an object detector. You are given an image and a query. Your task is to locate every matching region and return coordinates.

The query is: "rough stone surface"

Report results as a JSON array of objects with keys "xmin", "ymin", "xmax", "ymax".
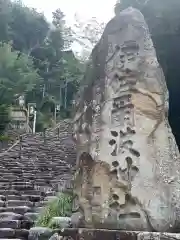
[
  {"xmin": 49, "ymin": 233, "xmax": 63, "ymax": 240},
  {"xmin": 58, "ymin": 229, "xmax": 180, "ymax": 240},
  {"xmin": 73, "ymin": 7, "xmax": 180, "ymax": 232},
  {"xmin": 50, "ymin": 217, "xmax": 71, "ymax": 229},
  {"xmin": 28, "ymin": 227, "xmax": 53, "ymax": 240},
  {"xmin": 0, "ymin": 120, "xmax": 76, "ymax": 239}
]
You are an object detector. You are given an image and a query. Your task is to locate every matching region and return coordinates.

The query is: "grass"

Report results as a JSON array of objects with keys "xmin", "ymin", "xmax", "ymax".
[
  {"xmin": 0, "ymin": 135, "xmax": 11, "ymax": 141},
  {"xmin": 35, "ymin": 193, "xmax": 73, "ymax": 228}
]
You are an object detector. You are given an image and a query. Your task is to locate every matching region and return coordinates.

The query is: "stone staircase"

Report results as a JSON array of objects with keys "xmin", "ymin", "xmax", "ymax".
[{"xmin": 0, "ymin": 120, "xmax": 76, "ymax": 240}]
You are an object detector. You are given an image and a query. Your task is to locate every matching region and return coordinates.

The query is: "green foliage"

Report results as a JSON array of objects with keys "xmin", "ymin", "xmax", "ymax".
[
  {"xmin": 0, "ymin": 104, "xmax": 10, "ymax": 134},
  {"xmin": 0, "ymin": 0, "xmax": 84, "ymax": 134},
  {"xmin": 35, "ymin": 110, "xmax": 54, "ymax": 132},
  {"xmin": 35, "ymin": 193, "xmax": 73, "ymax": 228},
  {"xmin": 0, "ymin": 0, "xmax": 12, "ymax": 43},
  {"xmin": 0, "ymin": 135, "xmax": 11, "ymax": 141},
  {"xmin": 10, "ymin": 1, "xmax": 49, "ymax": 54},
  {"xmin": 0, "ymin": 42, "xmax": 41, "ymax": 105}
]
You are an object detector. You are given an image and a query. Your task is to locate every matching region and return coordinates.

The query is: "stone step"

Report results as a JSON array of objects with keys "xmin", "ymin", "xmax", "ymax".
[
  {"xmin": 33, "ymin": 202, "xmax": 46, "ymax": 208},
  {"xmin": 6, "ymin": 196, "xmax": 22, "ymax": 201},
  {"xmin": 21, "ymin": 174, "xmax": 35, "ymax": 179},
  {"xmin": 9, "ymin": 169, "xmax": 23, "ymax": 173},
  {"xmin": 0, "ymin": 196, "xmax": 5, "ymax": 201},
  {"xmin": 6, "ymin": 200, "xmax": 33, "ymax": 207},
  {"xmin": 20, "ymin": 168, "xmax": 36, "ymax": 171},
  {"xmin": 0, "ymin": 201, "xmax": 5, "ymax": 207},
  {"xmin": 1, "ymin": 179, "xmax": 17, "ymax": 183},
  {"xmin": 0, "ymin": 220, "xmax": 21, "ymax": 229},
  {"xmin": 12, "ymin": 181, "xmax": 33, "ymax": 184},
  {"xmin": 0, "ymin": 190, "xmax": 19, "ymax": 196},
  {"xmin": 0, "ymin": 228, "xmax": 15, "ymax": 238},
  {"xmin": 0, "ymin": 212, "xmax": 22, "ymax": 220},
  {"xmin": 12, "ymin": 184, "xmax": 34, "ymax": 190},
  {"xmin": 33, "ymin": 207, "xmax": 44, "ymax": 213},
  {"xmin": 15, "ymin": 229, "xmax": 29, "ymax": 240},
  {"xmin": 29, "ymin": 227, "xmax": 52, "ymax": 240},
  {"xmin": 33, "ymin": 176, "xmax": 52, "ymax": 180},
  {"xmin": 12, "ymin": 181, "xmax": 33, "ymax": 186},
  {"xmin": 20, "ymin": 190, "xmax": 42, "ymax": 196},
  {"xmin": 0, "ymin": 239, "xmax": 21, "ymax": 240},
  {"xmin": 0, "ymin": 181, "xmax": 11, "ymax": 185},
  {"xmin": 0, "ymin": 176, "xmax": 17, "ymax": 181},
  {"xmin": 33, "ymin": 181, "xmax": 47, "ymax": 186},
  {"xmin": 20, "ymin": 195, "xmax": 41, "ymax": 202},
  {"xmin": 24, "ymin": 212, "xmax": 39, "ymax": 221},
  {"xmin": 0, "ymin": 206, "xmax": 31, "ymax": 215},
  {"xmin": 45, "ymin": 191, "xmax": 56, "ymax": 197},
  {"xmin": 0, "ymin": 187, "xmax": 10, "ymax": 191},
  {"xmin": 21, "ymin": 220, "xmax": 34, "ymax": 229}
]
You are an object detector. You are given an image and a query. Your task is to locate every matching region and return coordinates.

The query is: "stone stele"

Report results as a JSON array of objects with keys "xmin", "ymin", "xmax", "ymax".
[{"xmin": 72, "ymin": 7, "xmax": 180, "ymax": 232}]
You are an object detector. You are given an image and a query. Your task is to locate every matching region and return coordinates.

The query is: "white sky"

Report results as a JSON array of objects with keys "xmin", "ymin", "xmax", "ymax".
[
  {"xmin": 23, "ymin": 0, "xmax": 115, "ymax": 24},
  {"xmin": 22, "ymin": 0, "xmax": 116, "ymax": 53}
]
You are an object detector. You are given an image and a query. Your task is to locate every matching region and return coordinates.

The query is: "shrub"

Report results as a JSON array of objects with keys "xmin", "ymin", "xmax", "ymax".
[{"xmin": 35, "ymin": 193, "xmax": 73, "ymax": 228}]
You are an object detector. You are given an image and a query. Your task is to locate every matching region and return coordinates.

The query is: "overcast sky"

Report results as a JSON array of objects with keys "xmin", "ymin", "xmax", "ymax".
[
  {"xmin": 23, "ymin": 0, "xmax": 115, "ymax": 24},
  {"xmin": 22, "ymin": 0, "xmax": 116, "ymax": 53}
]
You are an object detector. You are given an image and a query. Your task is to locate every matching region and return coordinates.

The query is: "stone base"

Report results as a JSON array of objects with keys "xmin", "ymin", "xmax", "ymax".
[{"xmin": 59, "ymin": 229, "xmax": 180, "ymax": 240}]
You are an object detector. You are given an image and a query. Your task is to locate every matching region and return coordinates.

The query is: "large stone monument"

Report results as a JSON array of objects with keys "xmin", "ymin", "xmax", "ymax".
[{"xmin": 72, "ymin": 7, "xmax": 180, "ymax": 232}]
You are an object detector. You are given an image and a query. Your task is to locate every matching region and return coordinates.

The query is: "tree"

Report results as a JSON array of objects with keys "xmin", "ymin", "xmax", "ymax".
[
  {"xmin": 0, "ymin": 104, "xmax": 10, "ymax": 134},
  {"xmin": 0, "ymin": 43, "xmax": 41, "ymax": 104},
  {"xmin": 9, "ymin": 1, "xmax": 49, "ymax": 55},
  {"xmin": 0, "ymin": 42, "xmax": 41, "ymax": 132},
  {"xmin": 52, "ymin": 8, "xmax": 73, "ymax": 50},
  {"xmin": 30, "ymin": 8, "xmax": 82, "ymax": 117},
  {"xmin": 0, "ymin": 1, "xmax": 84, "ymax": 133},
  {"xmin": 0, "ymin": 0, "xmax": 12, "ymax": 43}
]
